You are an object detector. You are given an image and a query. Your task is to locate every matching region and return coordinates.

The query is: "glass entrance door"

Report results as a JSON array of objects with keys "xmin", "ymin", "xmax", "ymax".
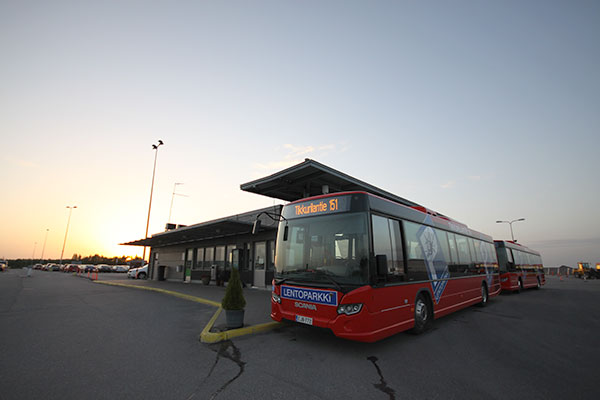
[{"xmin": 253, "ymin": 241, "xmax": 266, "ymax": 288}]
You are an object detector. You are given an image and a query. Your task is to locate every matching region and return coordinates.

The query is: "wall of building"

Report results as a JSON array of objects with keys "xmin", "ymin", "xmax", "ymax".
[
  {"xmin": 149, "ymin": 230, "xmax": 277, "ymax": 287},
  {"xmin": 150, "ymin": 246, "xmax": 186, "ymax": 281}
]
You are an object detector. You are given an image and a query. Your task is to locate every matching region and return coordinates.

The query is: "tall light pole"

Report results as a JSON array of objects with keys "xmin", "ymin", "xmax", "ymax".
[
  {"xmin": 496, "ymin": 218, "xmax": 525, "ymax": 242},
  {"xmin": 168, "ymin": 182, "xmax": 188, "ymax": 224},
  {"xmin": 60, "ymin": 206, "xmax": 77, "ymax": 265},
  {"xmin": 40, "ymin": 229, "xmax": 49, "ymax": 262},
  {"xmin": 143, "ymin": 140, "xmax": 164, "ymax": 262},
  {"xmin": 32, "ymin": 242, "xmax": 37, "ymax": 259}
]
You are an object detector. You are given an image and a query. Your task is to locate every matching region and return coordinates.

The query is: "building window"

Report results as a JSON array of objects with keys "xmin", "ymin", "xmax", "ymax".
[
  {"xmin": 215, "ymin": 246, "xmax": 225, "ymax": 271},
  {"xmin": 204, "ymin": 247, "xmax": 214, "ymax": 270},
  {"xmin": 268, "ymin": 240, "xmax": 275, "ymax": 271},
  {"xmin": 226, "ymin": 245, "xmax": 236, "ymax": 271},
  {"xmin": 194, "ymin": 248, "xmax": 204, "ymax": 270},
  {"xmin": 185, "ymin": 248, "xmax": 194, "ymax": 269},
  {"xmin": 254, "ymin": 242, "xmax": 266, "ymax": 271}
]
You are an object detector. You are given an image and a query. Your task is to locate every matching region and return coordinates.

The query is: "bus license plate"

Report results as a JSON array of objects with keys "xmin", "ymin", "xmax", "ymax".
[{"xmin": 296, "ymin": 315, "xmax": 313, "ymax": 325}]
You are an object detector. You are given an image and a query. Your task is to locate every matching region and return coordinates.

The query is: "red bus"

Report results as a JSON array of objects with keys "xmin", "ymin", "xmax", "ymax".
[
  {"xmin": 494, "ymin": 240, "xmax": 545, "ymax": 292},
  {"xmin": 270, "ymin": 191, "xmax": 500, "ymax": 342}
]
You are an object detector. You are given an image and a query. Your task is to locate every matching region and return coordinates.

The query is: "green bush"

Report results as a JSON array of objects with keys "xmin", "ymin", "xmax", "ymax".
[{"xmin": 221, "ymin": 268, "xmax": 246, "ymax": 310}]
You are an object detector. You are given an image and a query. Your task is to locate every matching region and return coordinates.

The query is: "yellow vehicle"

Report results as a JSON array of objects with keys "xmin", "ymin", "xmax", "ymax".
[
  {"xmin": 576, "ymin": 262, "xmax": 599, "ymax": 279},
  {"xmin": 0, "ymin": 260, "xmax": 7, "ymax": 272}
]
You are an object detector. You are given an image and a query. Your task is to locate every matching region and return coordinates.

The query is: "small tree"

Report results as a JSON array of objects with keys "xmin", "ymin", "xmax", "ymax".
[{"xmin": 221, "ymin": 268, "xmax": 246, "ymax": 310}]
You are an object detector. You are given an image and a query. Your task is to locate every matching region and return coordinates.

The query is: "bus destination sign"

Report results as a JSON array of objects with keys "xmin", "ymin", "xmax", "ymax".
[{"xmin": 290, "ymin": 196, "xmax": 349, "ymax": 218}]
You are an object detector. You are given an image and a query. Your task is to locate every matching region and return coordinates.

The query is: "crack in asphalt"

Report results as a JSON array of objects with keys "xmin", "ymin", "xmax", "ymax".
[
  {"xmin": 187, "ymin": 340, "xmax": 246, "ymax": 400},
  {"xmin": 367, "ymin": 356, "xmax": 396, "ymax": 400}
]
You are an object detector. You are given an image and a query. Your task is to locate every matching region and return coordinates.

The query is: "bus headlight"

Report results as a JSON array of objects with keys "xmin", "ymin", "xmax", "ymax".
[
  {"xmin": 337, "ymin": 303, "xmax": 363, "ymax": 315},
  {"xmin": 272, "ymin": 293, "xmax": 281, "ymax": 304}
]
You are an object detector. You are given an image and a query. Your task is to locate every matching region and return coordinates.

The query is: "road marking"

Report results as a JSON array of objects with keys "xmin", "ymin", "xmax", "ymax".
[{"xmin": 93, "ymin": 280, "xmax": 280, "ymax": 343}]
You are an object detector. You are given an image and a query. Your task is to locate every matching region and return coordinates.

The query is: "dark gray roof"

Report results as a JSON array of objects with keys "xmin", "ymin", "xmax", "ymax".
[
  {"xmin": 123, "ymin": 205, "xmax": 281, "ymax": 247},
  {"xmin": 240, "ymin": 158, "xmax": 421, "ymax": 207}
]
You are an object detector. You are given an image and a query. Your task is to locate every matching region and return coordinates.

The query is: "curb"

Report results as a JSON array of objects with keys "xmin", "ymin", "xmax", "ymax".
[
  {"xmin": 93, "ymin": 280, "xmax": 280, "ymax": 343},
  {"xmin": 94, "ymin": 280, "xmax": 221, "ymax": 307},
  {"xmin": 199, "ymin": 307, "xmax": 281, "ymax": 343}
]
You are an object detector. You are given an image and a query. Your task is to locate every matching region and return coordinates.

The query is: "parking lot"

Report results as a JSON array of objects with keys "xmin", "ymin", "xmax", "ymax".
[{"xmin": 1, "ymin": 270, "xmax": 598, "ymax": 399}]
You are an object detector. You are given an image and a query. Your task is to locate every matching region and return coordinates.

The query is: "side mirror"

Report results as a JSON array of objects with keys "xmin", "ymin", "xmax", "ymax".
[
  {"xmin": 375, "ymin": 254, "xmax": 388, "ymax": 277},
  {"xmin": 252, "ymin": 219, "xmax": 261, "ymax": 235},
  {"xmin": 283, "ymin": 224, "xmax": 289, "ymax": 241}
]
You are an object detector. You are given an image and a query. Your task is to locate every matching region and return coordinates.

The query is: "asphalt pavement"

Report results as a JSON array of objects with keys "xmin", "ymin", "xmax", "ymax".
[
  {"xmin": 2, "ymin": 269, "xmax": 599, "ymax": 400},
  {"xmin": 90, "ymin": 273, "xmax": 274, "ymax": 332}
]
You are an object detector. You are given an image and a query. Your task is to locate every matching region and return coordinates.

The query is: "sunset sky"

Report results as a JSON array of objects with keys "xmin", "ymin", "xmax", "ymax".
[{"xmin": 1, "ymin": 1, "xmax": 598, "ymax": 267}]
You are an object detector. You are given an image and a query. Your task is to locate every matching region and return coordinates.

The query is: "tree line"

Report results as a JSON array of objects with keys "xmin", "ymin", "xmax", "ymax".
[{"xmin": 5, "ymin": 255, "xmax": 145, "ymax": 269}]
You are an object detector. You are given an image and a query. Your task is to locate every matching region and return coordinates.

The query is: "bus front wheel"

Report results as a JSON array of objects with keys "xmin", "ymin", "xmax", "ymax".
[{"xmin": 412, "ymin": 294, "xmax": 432, "ymax": 334}]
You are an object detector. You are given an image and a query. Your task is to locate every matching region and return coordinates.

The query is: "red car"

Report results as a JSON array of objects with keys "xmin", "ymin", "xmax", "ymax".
[{"xmin": 66, "ymin": 264, "xmax": 80, "ymax": 272}]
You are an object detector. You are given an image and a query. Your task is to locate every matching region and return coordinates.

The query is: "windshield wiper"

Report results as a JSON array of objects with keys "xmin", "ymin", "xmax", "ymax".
[
  {"xmin": 275, "ymin": 269, "xmax": 344, "ymax": 292},
  {"xmin": 312, "ymin": 270, "xmax": 343, "ymax": 292}
]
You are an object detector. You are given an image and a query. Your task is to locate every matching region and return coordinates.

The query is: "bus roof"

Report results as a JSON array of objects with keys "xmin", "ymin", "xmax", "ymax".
[
  {"xmin": 494, "ymin": 240, "xmax": 541, "ymax": 256},
  {"xmin": 285, "ymin": 191, "xmax": 493, "ymax": 242}
]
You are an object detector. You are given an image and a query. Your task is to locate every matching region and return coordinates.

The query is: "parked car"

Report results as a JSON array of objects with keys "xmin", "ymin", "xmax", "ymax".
[
  {"xmin": 127, "ymin": 265, "xmax": 148, "ymax": 279},
  {"xmin": 114, "ymin": 265, "xmax": 129, "ymax": 273},
  {"xmin": 65, "ymin": 264, "xmax": 79, "ymax": 272},
  {"xmin": 48, "ymin": 264, "xmax": 60, "ymax": 271},
  {"xmin": 97, "ymin": 264, "xmax": 112, "ymax": 273},
  {"xmin": 84, "ymin": 265, "xmax": 97, "ymax": 273}
]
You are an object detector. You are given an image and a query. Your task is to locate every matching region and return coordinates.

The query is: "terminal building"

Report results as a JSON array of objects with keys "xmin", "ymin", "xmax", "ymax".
[{"xmin": 124, "ymin": 159, "xmax": 422, "ymax": 288}]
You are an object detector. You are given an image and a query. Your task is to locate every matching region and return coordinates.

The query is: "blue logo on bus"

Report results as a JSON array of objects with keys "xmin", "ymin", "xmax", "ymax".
[
  {"xmin": 280, "ymin": 285, "xmax": 338, "ymax": 306},
  {"xmin": 418, "ymin": 217, "xmax": 450, "ymax": 304}
]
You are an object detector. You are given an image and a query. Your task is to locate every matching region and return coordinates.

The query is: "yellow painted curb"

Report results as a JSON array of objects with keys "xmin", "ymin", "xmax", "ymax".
[
  {"xmin": 201, "ymin": 317, "xmax": 281, "ymax": 343},
  {"xmin": 93, "ymin": 281, "xmax": 221, "ymax": 307},
  {"xmin": 93, "ymin": 280, "xmax": 281, "ymax": 343}
]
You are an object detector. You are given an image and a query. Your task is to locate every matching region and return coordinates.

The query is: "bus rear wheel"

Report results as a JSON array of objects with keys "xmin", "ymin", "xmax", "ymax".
[
  {"xmin": 478, "ymin": 283, "xmax": 489, "ymax": 307},
  {"xmin": 412, "ymin": 294, "xmax": 432, "ymax": 334}
]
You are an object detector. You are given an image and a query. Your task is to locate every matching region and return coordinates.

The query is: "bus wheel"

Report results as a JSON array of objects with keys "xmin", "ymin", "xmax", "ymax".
[
  {"xmin": 412, "ymin": 294, "xmax": 431, "ymax": 334},
  {"xmin": 478, "ymin": 284, "xmax": 489, "ymax": 307}
]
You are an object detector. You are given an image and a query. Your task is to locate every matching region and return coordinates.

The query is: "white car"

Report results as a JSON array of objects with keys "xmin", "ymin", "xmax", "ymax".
[{"xmin": 127, "ymin": 265, "xmax": 148, "ymax": 279}]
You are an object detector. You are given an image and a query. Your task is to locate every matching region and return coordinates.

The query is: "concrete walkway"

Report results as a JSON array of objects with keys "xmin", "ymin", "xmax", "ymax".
[{"xmin": 89, "ymin": 274, "xmax": 279, "ymax": 343}]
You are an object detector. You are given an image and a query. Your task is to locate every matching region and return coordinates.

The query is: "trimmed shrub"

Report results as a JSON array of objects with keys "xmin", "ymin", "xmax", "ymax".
[{"xmin": 221, "ymin": 268, "xmax": 246, "ymax": 310}]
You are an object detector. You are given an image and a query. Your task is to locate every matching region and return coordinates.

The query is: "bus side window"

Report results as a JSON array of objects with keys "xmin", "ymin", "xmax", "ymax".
[
  {"xmin": 455, "ymin": 235, "xmax": 472, "ymax": 276},
  {"xmin": 372, "ymin": 215, "xmax": 405, "ymax": 283},
  {"xmin": 434, "ymin": 229, "xmax": 451, "ymax": 272},
  {"xmin": 488, "ymin": 242, "xmax": 498, "ymax": 269},
  {"xmin": 467, "ymin": 238, "xmax": 478, "ymax": 275},
  {"xmin": 447, "ymin": 233, "xmax": 459, "ymax": 275},
  {"xmin": 506, "ymin": 248, "xmax": 515, "ymax": 271},
  {"xmin": 389, "ymin": 219, "xmax": 405, "ymax": 281},
  {"xmin": 513, "ymin": 250, "xmax": 522, "ymax": 272},
  {"xmin": 402, "ymin": 221, "xmax": 429, "ymax": 281},
  {"xmin": 496, "ymin": 246, "xmax": 508, "ymax": 273}
]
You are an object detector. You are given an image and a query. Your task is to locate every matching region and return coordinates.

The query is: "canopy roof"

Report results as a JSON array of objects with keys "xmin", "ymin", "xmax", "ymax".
[
  {"xmin": 240, "ymin": 158, "xmax": 421, "ymax": 207},
  {"xmin": 123, "ymin": 205, "xmax": 281, "ymax": 247}
]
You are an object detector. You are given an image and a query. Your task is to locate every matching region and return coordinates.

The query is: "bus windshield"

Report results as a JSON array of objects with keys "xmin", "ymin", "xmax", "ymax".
[{"xmin": 275, "ymin": 212, "xmax": 370, "ymax": 286}]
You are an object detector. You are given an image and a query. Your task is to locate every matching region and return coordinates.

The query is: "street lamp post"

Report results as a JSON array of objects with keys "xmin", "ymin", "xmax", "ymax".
[
  {"xmin": 496, "ymin": 218, "xmax": 525, "ymax": 242},
  {"xmin": 40, "ymin": 229, "xmax": 49, "ymax": 262},
  {"xmin": 168, "ymin": 182, "xmax": 188, "ymax": 224},
  {"xmin": 60, "ymin": 206, "xmax": 77, "ymax": 266},
  {"xmin": 143, "ymin": 140, "xmax": 164, "ymax": 263},
  {"xmin": 32, "ymin": 242, "xmax": 37, "ymax": 259}
]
